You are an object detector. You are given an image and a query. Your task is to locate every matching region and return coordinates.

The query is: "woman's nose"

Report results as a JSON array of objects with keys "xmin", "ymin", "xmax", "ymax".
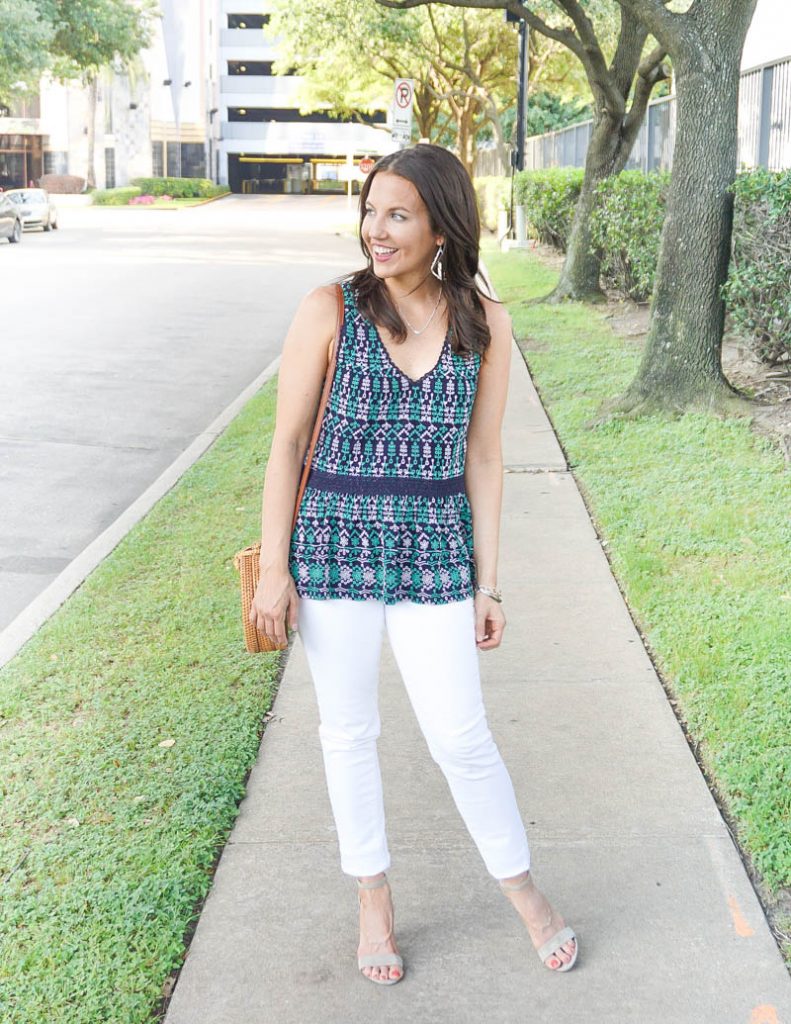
[{"xmin": 366, "ymin": 216, "xmax": 388, "ymax": 238}]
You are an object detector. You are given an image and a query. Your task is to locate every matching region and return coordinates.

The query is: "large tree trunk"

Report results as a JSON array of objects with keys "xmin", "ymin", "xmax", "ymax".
[
  {"xmin": 85, "ymin": 74, "xmax": 98, "ymax": 190},
  {"xmin": 548, "ymin": 12, "xmax": 666, "ymax": 304},
  {"xmin": 550, "ymin": 110, "xmax": 634, "ymax": 303},
  {"xmin": 608, "ymin": 3, "xmax": 758, "ymax": 415}
]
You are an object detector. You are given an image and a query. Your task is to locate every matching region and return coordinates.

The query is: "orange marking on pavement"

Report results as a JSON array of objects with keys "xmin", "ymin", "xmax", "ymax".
[
  {"xmin": 727, "ymin": 893, "xmax": 755, "ymax": 936},
  {"xmin": 749, "ymin": 1006, "xmax": 778, "ymax": 1024}
]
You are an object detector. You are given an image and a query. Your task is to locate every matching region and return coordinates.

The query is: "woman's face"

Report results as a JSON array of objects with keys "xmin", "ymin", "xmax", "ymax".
[{"xmin": 361, "ymin": 171, "xmax": 444, "ymax": 283}]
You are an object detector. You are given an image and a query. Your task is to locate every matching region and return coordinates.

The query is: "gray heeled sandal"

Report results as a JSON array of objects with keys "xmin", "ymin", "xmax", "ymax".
[
  {"xmin": 356, "ymin": 874, "xmax": 405, "ymax": 985},
  {"xmin": 500, "ymin": 874, "xmax": 579, "ymax": 972}
]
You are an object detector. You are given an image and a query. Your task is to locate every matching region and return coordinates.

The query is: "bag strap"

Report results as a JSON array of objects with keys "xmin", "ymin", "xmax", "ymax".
[{"xmin": 291, "ymin": 282, "xmax": 343, "ymax": 533}]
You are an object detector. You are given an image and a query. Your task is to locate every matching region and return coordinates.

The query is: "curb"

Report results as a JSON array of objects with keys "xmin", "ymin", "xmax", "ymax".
[
  {"xmin": 89, "ymin": 193, "xmax": 231, "ymax": 211},
  {"xmin": 0, "ymin": 355, "xmax": 281, "ymax": 671}
]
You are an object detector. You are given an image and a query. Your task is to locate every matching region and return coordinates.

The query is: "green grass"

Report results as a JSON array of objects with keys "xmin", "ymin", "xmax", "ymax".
[
  {"xmin": 0, "ymin": 377, "xmax": 283, "ymax": 1023},
  {"xmin": 485, "ymin": 243, "xmax": 791, "ymax": 920}
]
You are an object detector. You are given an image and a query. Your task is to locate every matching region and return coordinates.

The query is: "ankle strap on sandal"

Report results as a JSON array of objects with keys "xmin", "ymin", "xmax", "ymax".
[
  {"xmin": 499, "ymin": 873, "xmax": 531, "ymax": 892},
  {"xmin": 357, "ymin": 875, "xmax": 388, "ymax": 890}
]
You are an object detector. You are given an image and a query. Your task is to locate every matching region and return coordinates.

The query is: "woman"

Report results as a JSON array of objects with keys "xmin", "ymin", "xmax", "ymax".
[{"xmin": 250, "ymin": 144, "xmax": 578, "ymax": 985}]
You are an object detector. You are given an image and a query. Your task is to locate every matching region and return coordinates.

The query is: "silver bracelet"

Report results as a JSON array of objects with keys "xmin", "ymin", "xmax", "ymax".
[{"xmin": 475, "ymin": 584, "xmax": 503, "ymax": 602}]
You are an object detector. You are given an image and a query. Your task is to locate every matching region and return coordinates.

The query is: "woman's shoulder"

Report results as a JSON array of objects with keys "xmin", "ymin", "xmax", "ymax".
[
  {"xmin": 300, "ymin": 281, "xmax": 345, "ymax": 315},
  {"xmin": 476, "ymin": 291, "xmax": 512, "ymax": 332}
]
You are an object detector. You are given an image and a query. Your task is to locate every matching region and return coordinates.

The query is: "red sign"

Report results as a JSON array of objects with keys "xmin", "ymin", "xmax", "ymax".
[
  {"xmin": 359, "ymin": 157, "xmax": 375, "ymax": 174},
  {"xmin": 395, "ymin": 80, "xmax": 413, "ymax": 109}
]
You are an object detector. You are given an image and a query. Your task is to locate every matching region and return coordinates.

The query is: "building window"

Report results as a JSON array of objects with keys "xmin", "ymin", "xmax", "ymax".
[
  {"xmin": 44, "ymin": 151, "xmax": 69, "ymax": 175},
  {"xmin": 165, "ymin": 142, "xmax": 206, "ymax": 178},
  {"xmin": 104, "ymin": 147, "xmax": 116, "ymax": 189},
  {"xmin": 228, "ymin": 13, "xmax": 270, "ymax": 28},
  {"xmin": 181, "ymin": 143, "xmax": 206, "ymax": 178},
  {"xmin": 228, "ymin": 107, "xmax": 386, "ymax": 125},
  {"xmin": 228, "ymin": 60, "xmax": 275, "ymax": 75},
  {"xmin": 166, "ymin": 141, "xmax": 179, "ymax": 177},
  {"xmin": 152, "ymin": 141, "xmax": 164, "ymax": 177}
]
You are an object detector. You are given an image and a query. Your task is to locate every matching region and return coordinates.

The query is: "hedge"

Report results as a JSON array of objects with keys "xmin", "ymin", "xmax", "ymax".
[
  {"xmin": 513, "ymin": 168, "xmax": 583, "ymax": 251},
  {"xmin": 496, "ymin": 166, "xmax": 790, "ymax": 363},
  {"xmin": 589, "ymin": 169, "xmax": 670, "ymax": 301},
  {"xmin": 723, "ymin": 168, "xmax": 791, "ymax": 364},
  {"xmin": 130, "ymin": 177, "xmax": 227, "ymax": 199},
  {"xmin": 91, "ymin": 186, "xmax": 142, "ymax": 206}
]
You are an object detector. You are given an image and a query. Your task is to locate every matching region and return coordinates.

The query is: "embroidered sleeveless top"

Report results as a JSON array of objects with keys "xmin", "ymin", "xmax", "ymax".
[{"xmin": 288, "ymin": 280, "xmax": 482, "ymax": 604}]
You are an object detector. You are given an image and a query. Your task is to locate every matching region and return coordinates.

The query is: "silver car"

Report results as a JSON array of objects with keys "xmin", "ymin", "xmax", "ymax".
[
  {"xmin": 0, "ymin": 192, "xmax": 23, "ymax": 243},
  {"xmin": 6, "ymin": 188, "xmax": 59, "ymax": 231}
]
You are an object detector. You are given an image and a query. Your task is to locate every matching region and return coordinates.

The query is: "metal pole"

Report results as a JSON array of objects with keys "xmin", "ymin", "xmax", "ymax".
[{"xmin": 515, "ymin": 18, "xmax": 527, "ymax": 173}]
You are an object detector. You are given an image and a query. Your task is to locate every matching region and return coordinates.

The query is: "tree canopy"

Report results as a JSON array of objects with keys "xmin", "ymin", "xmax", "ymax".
[
  {"xmin": 0, "ymin": 0, "xmax": 53, "ymax": 103},
  {"xmin": 269, "ymin": 0, "xmax": 518, "ymax": 173},
  {"xmin": 0, "ymin": 0, "xmax": 155, "ymax": 103}
]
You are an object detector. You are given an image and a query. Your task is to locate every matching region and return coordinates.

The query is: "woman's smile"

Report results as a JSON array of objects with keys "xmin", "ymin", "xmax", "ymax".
[{"xmin": 371, "ymin": 244, "xmax": 398, "ymax": 263}]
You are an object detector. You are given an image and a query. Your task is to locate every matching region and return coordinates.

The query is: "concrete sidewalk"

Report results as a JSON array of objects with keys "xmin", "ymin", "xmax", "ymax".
[{"xmin": 165, "ymin": 341, "xmax": 791, "ymax": 1023}]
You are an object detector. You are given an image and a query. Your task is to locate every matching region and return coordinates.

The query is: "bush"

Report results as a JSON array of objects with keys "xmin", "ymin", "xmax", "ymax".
[
  {"xmin": 723, "ymin": 168, "xmax": 791, "ymax": 365},
  {"xmin": 513, "ymin": 168, "xmax": 584, "ymax": 251},
  {"xmin": 130, "ymin": 176, "xmax": 225, "ymax": 198},
  {"xmin": 38, "ymin": 173, "xmax": 85, "ymax": 194},
  {"xmin": 91, "ymin": 186, "xmax": 142, "ymax": 206},
  {"xmin": 589, "ymin": 170, "xmax": 670, "ymax": 302},
  {"xmin": 473, "ymin": 176, "xmax": 511, "ymax": 233}
]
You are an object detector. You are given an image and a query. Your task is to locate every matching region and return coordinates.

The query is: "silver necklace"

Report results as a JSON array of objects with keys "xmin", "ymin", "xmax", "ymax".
[{"xmin": 398, "ymin": 289, "xmax": 443, "ymax": 336}]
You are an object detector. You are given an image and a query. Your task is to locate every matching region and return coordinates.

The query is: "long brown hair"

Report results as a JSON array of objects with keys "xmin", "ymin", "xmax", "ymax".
[{"xmin": 348, "ymin": 144, "xmax": 495, "ymax": 358}]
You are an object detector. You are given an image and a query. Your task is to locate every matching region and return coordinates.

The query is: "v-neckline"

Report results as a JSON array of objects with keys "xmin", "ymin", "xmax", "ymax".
[{"xmin": 370, "ymin": 320, "xmax": 451, "ymax": 387}]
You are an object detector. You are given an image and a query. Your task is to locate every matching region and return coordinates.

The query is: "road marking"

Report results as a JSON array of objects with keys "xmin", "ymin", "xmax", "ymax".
[
  {"xmin": 727, "ymin": 893, "xmax": 755, "ymax": 936},
  {"xmin": 749, "ymin": 1006, "xmax": 779, "ymax": 1024}
]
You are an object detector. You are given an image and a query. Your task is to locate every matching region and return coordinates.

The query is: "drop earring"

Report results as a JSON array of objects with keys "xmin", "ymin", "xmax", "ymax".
[{"xmin": 430, "ymin": 243, "xmax": 445, "ymax": 281}]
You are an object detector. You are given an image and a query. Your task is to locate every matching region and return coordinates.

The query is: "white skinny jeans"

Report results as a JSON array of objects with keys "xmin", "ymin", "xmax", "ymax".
[{"xmin": 297, "ymin": 595, "xmax": 531, "ymax": 880}]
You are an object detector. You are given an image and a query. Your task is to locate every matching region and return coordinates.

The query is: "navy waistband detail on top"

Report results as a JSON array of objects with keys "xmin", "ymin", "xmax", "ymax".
[{"xmin": 306, "ymin": 467, "xmax": 467, "ymax": 497}]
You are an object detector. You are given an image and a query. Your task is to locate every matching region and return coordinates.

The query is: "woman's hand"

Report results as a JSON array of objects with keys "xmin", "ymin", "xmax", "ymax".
[
  {"xmin": 249, "ymin": 569, "xmax": 300, "ymax": 648},
  {"xmin": 474, "ymin": 592, "xmax": 506, "ymax": 650}
]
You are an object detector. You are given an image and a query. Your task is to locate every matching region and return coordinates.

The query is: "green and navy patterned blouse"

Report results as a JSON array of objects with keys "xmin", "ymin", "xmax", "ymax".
[{"xmin": 288, "ymin": 279, "xmax": 482, "ymax": 604}]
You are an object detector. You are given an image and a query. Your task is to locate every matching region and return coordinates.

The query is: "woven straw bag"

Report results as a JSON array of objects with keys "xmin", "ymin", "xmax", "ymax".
[{"xmin": 233, "ymin": 283, "xmax": 343, "ymax": 653}]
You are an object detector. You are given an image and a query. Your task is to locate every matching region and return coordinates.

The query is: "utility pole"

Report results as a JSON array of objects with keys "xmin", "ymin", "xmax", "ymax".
[{"xmin": 505, "ymin": 10, "xmax": 529, "ymax": 239}]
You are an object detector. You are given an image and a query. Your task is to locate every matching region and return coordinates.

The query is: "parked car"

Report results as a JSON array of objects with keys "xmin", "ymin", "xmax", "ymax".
[
  {"xmin": 0, "ymin": 192, "xmax": 23, "ymax": 243},
  {"xmin": 5, "ymin": 188, "xmax": 59, "ymax": 231}
]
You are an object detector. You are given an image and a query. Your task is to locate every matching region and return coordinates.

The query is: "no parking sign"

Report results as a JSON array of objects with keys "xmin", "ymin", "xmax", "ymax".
[{"xmin": 392, "ymin": 78, "xmax": 414, "ymax": 145}]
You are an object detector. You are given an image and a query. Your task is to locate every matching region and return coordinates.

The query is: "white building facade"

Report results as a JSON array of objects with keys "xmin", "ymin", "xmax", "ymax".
[
  {"xmin": 0, "ymin": 0, "xmax": 395, "ymax": 193},
  {"xmin": 210, "ymin": 0, "xmax": 394, "ymax": 193}
]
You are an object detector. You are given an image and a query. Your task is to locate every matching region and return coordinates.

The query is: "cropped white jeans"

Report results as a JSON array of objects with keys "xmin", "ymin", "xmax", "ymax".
[{"xmin": 297, "ymin": 595, "xmax": 531, "ymax": 880}]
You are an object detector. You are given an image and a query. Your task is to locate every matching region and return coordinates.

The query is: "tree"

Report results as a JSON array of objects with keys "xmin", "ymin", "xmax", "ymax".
[
  {"xmin": 0, "ymin": 0, "xmax": 53, "ymax": 104},
  {"xmin": 377, "ymin": 0, "xmax": 671, "ymax": 302},
  {"xmin": 602, "ymin": 0, "xmax": 759, "ymax": 417},
  {"xmin": 269, "ymin": 0, "xmax": 517, "ymax": 176},
  {"xmin": 36, "ymin": 0, "xmax": 156, "ymax": 187}
]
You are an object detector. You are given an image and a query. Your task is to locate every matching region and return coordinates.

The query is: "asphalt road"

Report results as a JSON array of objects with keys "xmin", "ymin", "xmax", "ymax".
[{"xmin": 0, "ymin": 194, "xmax": 361, "ymax": 632}]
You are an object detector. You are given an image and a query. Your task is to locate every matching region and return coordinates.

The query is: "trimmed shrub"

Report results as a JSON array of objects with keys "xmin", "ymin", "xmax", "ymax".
[
  {"xmin": 91, "ymin": 186, "xmax": 142, "ymax": 205},
  {"xmin": 723, "ymin": 168, "xmax": 791, "ymax": 364},
  {"xmin": 38, "ymin": 173, "xmax": 86, "ymax": 194},
  {"xmin": 513, "ymin": 168, "xmax": 584, "ymax": 251},
  {"xmin": 589, "ymin": 169, "xmax": 670, "ymax": 302},
  {"xmin": 130, "ymin": 176, "xmax": 225, "ymax": 198},
  {"xmin": 474, "ymin": 176, "xmax": 511, "ymax": 233}
]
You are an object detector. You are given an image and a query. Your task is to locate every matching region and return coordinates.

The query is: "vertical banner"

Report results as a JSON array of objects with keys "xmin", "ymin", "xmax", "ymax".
[{"xmin": 392, "ymin": 78, "xmax": 414, "ymax": 147}]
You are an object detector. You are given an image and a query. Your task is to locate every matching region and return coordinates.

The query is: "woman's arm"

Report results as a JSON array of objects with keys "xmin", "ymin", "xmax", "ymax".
[
  {"xmin": 250, "ymin": 284, "xmax": 339, "ymax": 644},
  {"xmin": 464, "ymin": 296, "xmax": 513, "ymax": 649}
]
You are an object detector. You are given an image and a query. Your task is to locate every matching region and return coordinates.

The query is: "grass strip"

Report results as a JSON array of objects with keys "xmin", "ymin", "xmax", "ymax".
[
  {"xmin": 0, "ymin": 376, "xmax": 282, "ymax": 1023},
  {"xmin": 485, "ymin": 244, "xmax": 790, "ymax": 935}
]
